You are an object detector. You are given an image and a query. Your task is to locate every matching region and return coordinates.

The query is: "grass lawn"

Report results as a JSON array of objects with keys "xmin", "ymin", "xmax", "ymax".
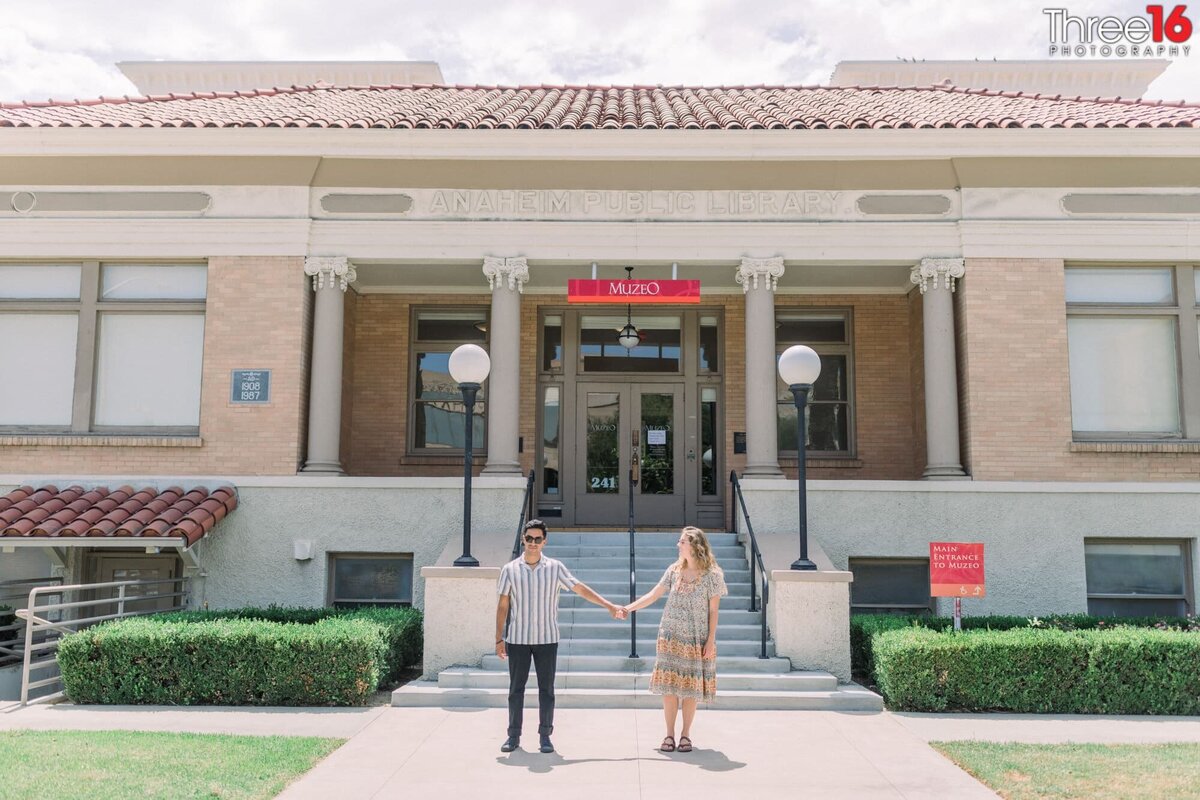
[
  {"xmin": 0, "ymin": 729, "xmax": 344, "ymax": 800},
  {"xmin": 932, "ymin": 741, "xmax": 1200, "ymax": 800}
]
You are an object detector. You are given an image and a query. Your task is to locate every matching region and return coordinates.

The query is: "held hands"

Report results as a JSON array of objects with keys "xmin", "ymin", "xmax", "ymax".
[{"xmin": 607, "ymin": 602, "xmax": 628, "ymax": 620}]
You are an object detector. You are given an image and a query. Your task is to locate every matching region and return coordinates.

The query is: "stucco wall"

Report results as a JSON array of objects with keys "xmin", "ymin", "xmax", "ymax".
[{"xmin": 742, "ymin": 479, "xmax": 1200, "ymax": 616}]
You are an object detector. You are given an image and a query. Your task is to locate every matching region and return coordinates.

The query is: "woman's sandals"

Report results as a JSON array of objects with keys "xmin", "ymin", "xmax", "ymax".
[
  {"xmin": 659, "ymin": 736, "xmax": 676, "ymax": 752},
  {"xmin": 677, "ymin": 736, "xmax": 693, "ymax": 753}
]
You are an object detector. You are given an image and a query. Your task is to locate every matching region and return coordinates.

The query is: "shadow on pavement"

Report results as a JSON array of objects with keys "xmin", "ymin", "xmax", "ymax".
[{"xmin": 497, "ymin": 746, "xmax": 747, "ymax": 773}]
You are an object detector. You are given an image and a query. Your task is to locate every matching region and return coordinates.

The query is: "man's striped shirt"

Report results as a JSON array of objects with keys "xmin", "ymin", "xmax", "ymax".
[{"xmin": 498, "ymin": 556, "xmax": 579, "ymax": 645}]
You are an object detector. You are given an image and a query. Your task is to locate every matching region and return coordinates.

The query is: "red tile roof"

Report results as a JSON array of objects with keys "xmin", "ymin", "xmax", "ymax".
[
  {"xmin": 0, "ymin": 485, "xmax": 237, "ymax": 547},
  {"xmin": 1, "ymin": 84, "xmax": 1197, "ymax": 129}
]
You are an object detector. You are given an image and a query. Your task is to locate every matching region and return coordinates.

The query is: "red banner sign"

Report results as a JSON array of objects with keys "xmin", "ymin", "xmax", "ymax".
[
  {"xmin": 929, "ymin": 542, "xmax": 986, "ymax": 598},
  {"xmin": 567, "ymin": 279, "xmax": 700, "ymax": 304}
]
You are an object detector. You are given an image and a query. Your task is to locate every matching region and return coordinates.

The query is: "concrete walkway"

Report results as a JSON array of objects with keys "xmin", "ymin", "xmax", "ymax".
[{"xmin": 3, "ymin": 703, "xmax": 1199, "ymax": 799}]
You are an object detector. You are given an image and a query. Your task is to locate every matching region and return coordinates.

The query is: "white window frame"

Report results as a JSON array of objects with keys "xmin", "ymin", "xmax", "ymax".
[{"xmin": 0, "ymin": 261, "xmax": 206, "ymax": 435}]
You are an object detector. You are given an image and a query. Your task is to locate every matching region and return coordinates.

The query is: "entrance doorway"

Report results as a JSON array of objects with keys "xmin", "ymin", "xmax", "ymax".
[
  {"xmin": 537, "ymin": 308, "xmax": 724, "ymax": 528},
  {"xmin": 575, "ymin": 382, "xmax": 685, "ymax": 526}
]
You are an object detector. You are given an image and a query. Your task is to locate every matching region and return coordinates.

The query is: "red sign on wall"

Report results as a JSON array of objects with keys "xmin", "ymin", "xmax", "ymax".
[
  {"xmin": 567, "ymin": 279, "xmax": 700, "ymax": 304},
  {"xmin": 929, "ymin": 542, "xmax": 986, "ymax": 597}
]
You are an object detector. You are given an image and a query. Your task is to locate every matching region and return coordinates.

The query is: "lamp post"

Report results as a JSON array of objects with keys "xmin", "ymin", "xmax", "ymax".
[
  {"xmin": 778, "ymin": 345, "xmax": 822, "ymax": 571},
  {"xmin": 449, "ymin": 343, "xmax": 491, "ymax": 567}
]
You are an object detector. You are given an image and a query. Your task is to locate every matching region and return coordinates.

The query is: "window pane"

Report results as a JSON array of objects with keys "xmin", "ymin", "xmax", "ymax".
[
  {"xmin": 542, "ymin": 386, "xmax": 560, "ymax": 495},
  {"xmin": 776, "ymin": 354, "xmax": 847, "ymax": 402},
  {"xmin": 0, "ymin": 265, "xmax": 80, "ymax": 299},
  {"xmin": 640, "ymin": 392, "xmax": 674, "ymax": 496},
  {"xmin": 1065, "ymin": 268, "xmax": 1174, "ymax": 304},
  {"xmin": 777, "ymin": 315, "xmax": 847, "ymax": 344},
  {"xmin": 849, "ymin": 559, "xmax": 932, "ymax": 608},
  {"xmin": 1195, "ymin": 270, "xmax": 1200, "ymax": 306},
  {"xmin": 585, "ymin": 392, "xmax": 620, "ymax": 493},
  {"xmin": 101, "ymin": 265, "xmax": 207, "ymax": 300},
  {"xmin": 1068, "ymin": 317, "xmax": 1179, "ymax": 433},
  {"xmin": 699, "ymin": 316, "xmax": 719, "ymax": 372},
  {"xmin": 0, "ymin": 314, "xmax": 78, "ymax": 425},
  {"xmin": 415, "ymin": 310, "xmax": 486, "ymax": 342},
  {"xmin": 333, "ymin": 557, "xmax": 413, "ymax": 604},
  {"xmin": 580, "ymin": 315, "xmax": 681, "ymax": 373},
  {"xmin": 1087, "ymin": 597, "xmax": 1188, "ymax": 617},
  {"xmin": 415, "ymin": 352, "xmax": 464, "ymax": 401},
  {"xmin": 94, "ymin": 314, "xmax": 204, "ymax": 426},
  {"xmin": 1085, "ymin": 541, "xmax": 1185, "ymax": 596},
  {"xmin": 777, "ymin": 402, "xmax": 849, "ymax": 453},
  {"xmin": 413, "ymin": 401, "xmax": 484, "ymax": 449},
  {"xmin": 542, "ymin": 315, "xmax": 562, "ymax": 371},
  {"xmin": 701, "ymin": 387, "xmax": 717, "ymax": 496}
]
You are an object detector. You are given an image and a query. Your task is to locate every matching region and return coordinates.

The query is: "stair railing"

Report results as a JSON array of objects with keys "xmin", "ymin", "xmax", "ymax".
[
  {"xmin": 509, "ymin": 469, "xmax": 538, "ymax": 560},
  {"xmin": 729, "ymin": 470, "xmax": 770, "ymax": 659}
]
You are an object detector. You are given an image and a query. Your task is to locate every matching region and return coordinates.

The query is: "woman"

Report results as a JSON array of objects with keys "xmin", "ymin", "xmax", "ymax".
[{"xmin": 624, "ymin": 526, "xmax": 727, "ymax": 753}]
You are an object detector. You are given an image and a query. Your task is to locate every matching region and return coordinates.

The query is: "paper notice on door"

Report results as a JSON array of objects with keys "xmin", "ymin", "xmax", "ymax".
[{"xmin": 647, "ymin": 429, "xmax": 667, "ymax": 445}]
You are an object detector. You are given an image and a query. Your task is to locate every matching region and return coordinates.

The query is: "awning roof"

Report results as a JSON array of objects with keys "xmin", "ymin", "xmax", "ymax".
[{"xmin": 0, "ymin": 484, "xmax": 237, "ymax": 549}]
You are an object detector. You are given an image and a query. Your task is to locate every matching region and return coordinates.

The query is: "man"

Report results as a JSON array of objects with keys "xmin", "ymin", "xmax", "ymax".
[{"xmin": 496, "ymin": 519, "xmax": 626, "ymax": 754}]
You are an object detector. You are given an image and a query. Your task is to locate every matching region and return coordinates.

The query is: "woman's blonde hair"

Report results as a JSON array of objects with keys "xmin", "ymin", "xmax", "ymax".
[{"xmin": 674, "ymin": 526, "xmax": 723, "ymax": 576}]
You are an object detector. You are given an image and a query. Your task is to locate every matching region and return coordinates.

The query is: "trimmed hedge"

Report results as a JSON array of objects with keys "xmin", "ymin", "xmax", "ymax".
[
  {"xmin": 873, "ymin": 626, "xmax": 1200, "ymax": 714},
  {"xmin": 851, "ymin": 613, "xmax": 1197, "ymax": 682},
  {"xmin": 154, "ymin": 606, "xmax": 423, "ymax": 683},
  {"xmin": 58, "ymin": 605, "xmax": 423, "ymax": 706},
  {"xmin": 58, "ymin": 616, "xmax": 387, "ymax": 706}
]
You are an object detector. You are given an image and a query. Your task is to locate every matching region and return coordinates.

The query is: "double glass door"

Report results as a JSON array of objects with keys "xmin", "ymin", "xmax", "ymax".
[{"xmin": 574, "ymin": 382, "xmax": 685, "ymax": 526}]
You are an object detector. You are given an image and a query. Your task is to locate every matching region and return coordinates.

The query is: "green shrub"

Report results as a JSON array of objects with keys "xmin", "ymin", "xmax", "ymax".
[
  {"xmin": 873, "ymin": 626, "xmax": 1200, "ymax": 714},
  {"xmin": 154, "ymin": 605, "xmax": 423, "ymax": 681},
  {"xmin": 58, "ymin": 616, "xmax": 388, "ymax": 706},
  {"xmin": 851, "ymin": 613, "xmax": 1196, "ymax": 681}
]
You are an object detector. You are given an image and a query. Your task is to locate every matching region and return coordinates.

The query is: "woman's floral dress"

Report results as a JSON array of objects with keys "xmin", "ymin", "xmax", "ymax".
[{"xmin": 647, "ymin": 565, "xmax": 728, "ymax": 701}]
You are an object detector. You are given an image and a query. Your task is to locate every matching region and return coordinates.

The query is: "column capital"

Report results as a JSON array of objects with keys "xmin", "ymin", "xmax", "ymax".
[
  {"xmin": 911, "ymin": 258, "xmax": 965, "ymax": 294},
  {"xmin": 736, "ymin": 257, "xmax": 785, "ymax": 293},
  {"xmin": 304, "ymin": 256, "xmax": 356, "ymax": 292},
  {"xmin": 482, "ymin": 256, "xmax": 530, "ymax": 293}
]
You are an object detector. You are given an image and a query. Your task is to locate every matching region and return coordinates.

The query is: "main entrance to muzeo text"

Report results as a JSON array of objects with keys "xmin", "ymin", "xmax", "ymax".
[{"xmin": 535, "ymin": 308, "xmax": 724, "ymax": 528}]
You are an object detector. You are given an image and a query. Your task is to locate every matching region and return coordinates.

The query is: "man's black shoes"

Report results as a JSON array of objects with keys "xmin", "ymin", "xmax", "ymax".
[
  {"xmin": 501, "ymin": 736, "xmax": 520, "ymax": 753},
  {"xmin": 539, "ymin": 735, "xmax": 555, "ymax": 753}
]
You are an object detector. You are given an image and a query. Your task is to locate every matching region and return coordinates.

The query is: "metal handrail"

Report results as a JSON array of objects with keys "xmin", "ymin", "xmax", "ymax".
[
  {"xmin": 14, "ymin": 576, "xmax": 189, "ymax": 707},
  {"xmin": 510, "ymin": 469, "xmax": 538, "ymax": 559},
  {"xmin": 729, "ymin": 471, "xmax": 770, "ymax": 659}
]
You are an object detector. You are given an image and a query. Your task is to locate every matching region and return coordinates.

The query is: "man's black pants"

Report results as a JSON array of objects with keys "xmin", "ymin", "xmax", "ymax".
[{"xmin": 506, "ymin": 641, "xmax": 558, "ymax": 737}]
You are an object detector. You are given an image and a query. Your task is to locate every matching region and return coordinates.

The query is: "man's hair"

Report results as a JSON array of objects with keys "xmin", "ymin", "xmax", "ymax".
[{"xmin": 524, "ymin": 519, "xmax": 548, "ymax": 536}]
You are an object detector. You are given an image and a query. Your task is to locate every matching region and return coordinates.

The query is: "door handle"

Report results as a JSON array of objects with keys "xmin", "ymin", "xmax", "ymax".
[{"xmin": 687, "ymin": 448, "xmax": 696, "ymax": 462}]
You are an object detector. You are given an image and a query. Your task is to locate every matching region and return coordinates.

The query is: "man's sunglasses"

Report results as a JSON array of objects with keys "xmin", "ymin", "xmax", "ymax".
[{"xmin": 523, "ymin": 534, "xmax": 545, "ymax": 544}]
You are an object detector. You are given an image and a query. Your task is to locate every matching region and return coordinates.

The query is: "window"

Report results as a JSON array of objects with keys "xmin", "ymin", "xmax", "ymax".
[
  {"xmin": 1066, "ymin": 266, "xmax": 1200, "ymax": 439},
  {"xmin": 579, "ymin": 314, "xmax": 681, "ymax": 373},
  {"xmin": 776, "ymin": 311, "xmax": 853, "ymax": 455},
  {"xmin": 0, "ymin": 263, "xmax": 206, "ymax": 433},
  {"xmin": 409, "ymin": 308, "xmax": 487, "ymax": 452},
  {"xmin": 1085, "ymin": 540, "xmax": 1192, "ymax": 617},
  {"xmin": 328, "ymin": 554, "xmax": 413, "ymax": 608},
  {"xmin": 849, "ymin": 558, "xmax": 933, "ymax": 614}
]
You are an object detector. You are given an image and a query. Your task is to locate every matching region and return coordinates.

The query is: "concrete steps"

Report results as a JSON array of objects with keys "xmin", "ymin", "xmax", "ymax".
[{"xmin": 392, "ymin": 530, "xmax": 882, "ymax": 712}]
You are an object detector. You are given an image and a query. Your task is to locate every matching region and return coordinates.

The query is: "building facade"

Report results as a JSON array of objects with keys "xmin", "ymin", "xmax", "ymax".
[{"xmin": 0, "ymin": 61, "xmax": 1197, "ymax": 625}]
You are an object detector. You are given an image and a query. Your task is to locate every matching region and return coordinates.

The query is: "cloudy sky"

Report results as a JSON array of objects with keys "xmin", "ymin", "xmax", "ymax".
[{"xmin": 3, "ymin": 0, "xmax": 1197, "ymax": 102}]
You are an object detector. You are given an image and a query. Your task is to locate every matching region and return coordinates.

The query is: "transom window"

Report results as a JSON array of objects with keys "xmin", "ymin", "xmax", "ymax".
[
  {"xmin": 1066, "ymin": 265, "xmax": 1200, "ymax": 439},
  {"xmin": 776, "ymin": 311, "xmax": 854, "ymax": 455},
  {"xmin": 1084, "ymin": 539, "xmax": 1192, "ymax": 617},
  {"xmin": 409, "ymin": 308, "xmax": 488, "ymax": 453},
  {"xmin": 0, "ymin": 263, "xmax": 206, "ymax": 433}
]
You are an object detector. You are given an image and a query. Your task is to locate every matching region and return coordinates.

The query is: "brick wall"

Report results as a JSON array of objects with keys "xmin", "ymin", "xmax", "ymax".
[
  {"xmin": 959, "ymin": 257, "xmax": 1200, "ymax": 481},
  {"xmin": 0, "ymin": 256, "xmax": 309, "ymax": 475}
]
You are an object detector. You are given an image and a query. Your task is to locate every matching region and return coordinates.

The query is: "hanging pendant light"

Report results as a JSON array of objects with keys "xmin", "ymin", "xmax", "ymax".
[{"xmin": 617, "ymin": 267, "xmax": 641, "ymax": 349}]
